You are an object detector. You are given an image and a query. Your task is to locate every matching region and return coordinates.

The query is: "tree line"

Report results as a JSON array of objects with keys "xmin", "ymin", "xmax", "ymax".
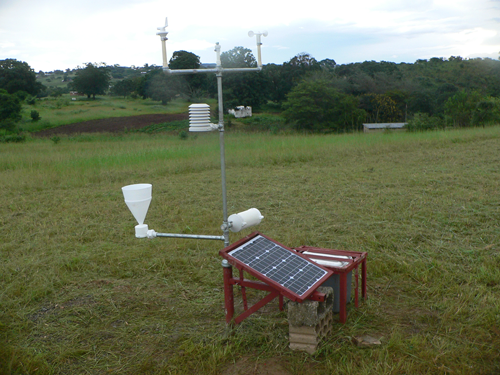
[
  {"xmin": 108, "ymin": 50, "xmax": 500, "ymax": 132},
  {"xmin": 1, "ymin": 51, "xmax": 500, "ymax": 137}
]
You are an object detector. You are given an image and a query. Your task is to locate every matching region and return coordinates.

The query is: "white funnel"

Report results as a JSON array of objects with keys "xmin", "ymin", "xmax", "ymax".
[
  {"xmin": 228, "ymin": 208, "xmax": 264, "ymax": 233},
  {"xmin": 122, "ymin": 184, "xmax": 152, "ymax": 238}
]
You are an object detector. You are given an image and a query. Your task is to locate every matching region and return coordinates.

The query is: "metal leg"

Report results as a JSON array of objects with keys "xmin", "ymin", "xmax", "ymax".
[
  {"xmin": 235, "ymin": 291, "xmax": 279, "ymax": 325},
  {"xmin": 339, "ymin": 273, "xmax": 347, "ymax": 324},
  {"xmin": 222, "ymin": 262, "xmax": 234, "ymax": 324},
  {"xmin": 355, "ymin": 267, "xmax": 359, "ymax": 308},
  {"xmin": 362, "ymin": 258, "xmax": 367, "ymax": 299},
  {"xmin": 240, "ymin": 269, "xmax": 248, "ymax": 311}
]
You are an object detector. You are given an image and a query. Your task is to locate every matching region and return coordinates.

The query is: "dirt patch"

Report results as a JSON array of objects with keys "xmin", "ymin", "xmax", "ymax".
[
  {"xmin": 33, "ymin": 113, "xmax": 189, "ymax": 137},
  {"xmin": 221, "ymin": 356, "xmax": 292, "ymax": 375}
]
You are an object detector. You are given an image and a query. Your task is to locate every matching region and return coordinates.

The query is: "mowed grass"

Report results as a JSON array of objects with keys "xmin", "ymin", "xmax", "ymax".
[{"xmin": 1, "ymin": 127, "xmax": 499, "ymax": 374}]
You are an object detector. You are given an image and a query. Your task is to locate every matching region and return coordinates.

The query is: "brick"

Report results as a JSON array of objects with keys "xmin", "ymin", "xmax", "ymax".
[
  {"xmin": 289, "ymin": 342, "xmax": 317, "ymax": 355},
  {"xmin": 287, "ymin": 286, "xmax": 334, "ymax": 327}
]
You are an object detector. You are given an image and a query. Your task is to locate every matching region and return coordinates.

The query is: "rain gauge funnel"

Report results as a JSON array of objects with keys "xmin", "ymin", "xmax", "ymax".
[{"xmin": 122, "ymin": 184, "xmax": 152, "ymax": 238}]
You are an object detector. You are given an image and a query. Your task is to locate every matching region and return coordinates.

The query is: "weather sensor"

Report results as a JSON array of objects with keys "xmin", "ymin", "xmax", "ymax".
[{"xmin": 122, "ymin": 19, "xmax": 268, "ymax": 246}]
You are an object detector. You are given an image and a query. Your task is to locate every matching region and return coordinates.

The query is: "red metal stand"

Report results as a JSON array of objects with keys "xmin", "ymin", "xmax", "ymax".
[
  {"xmin": 222, "ymin": 260, "xmax": 326, "ymax": 325},
  {"xmin": 219, "ymin": 232, "xmax": 367, "ymax": 325},
  {"xmin": 293, "ymin": 247, "xmax": 368, "ymax": 324}
]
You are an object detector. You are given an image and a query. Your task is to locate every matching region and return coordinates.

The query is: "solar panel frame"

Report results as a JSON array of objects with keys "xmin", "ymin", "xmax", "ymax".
[{"xmin": 219, "ymin": 232, "xmax": 334, "ymax": 302}]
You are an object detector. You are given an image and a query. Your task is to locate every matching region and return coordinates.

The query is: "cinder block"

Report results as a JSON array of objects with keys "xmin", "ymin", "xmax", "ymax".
[
  {"xmin": 287, "ymin": 286, "xmax": 333, "ymax": 327},
  {"xmin": 288, "ymin": 287, "xmax": 334, "ymax": 354}
]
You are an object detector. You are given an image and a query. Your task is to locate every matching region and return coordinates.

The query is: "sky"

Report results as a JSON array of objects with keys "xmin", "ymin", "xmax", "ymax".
[{"xmin": 0, "ymin": 0, "xmax": 499, "ymax": 72}]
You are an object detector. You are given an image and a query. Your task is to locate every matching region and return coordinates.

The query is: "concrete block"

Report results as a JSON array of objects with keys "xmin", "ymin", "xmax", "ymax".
[
  {"xmin": 287, "ymin": 286, "xmax": 333, "ymax": 327},
  {"xmin": 288, "ymin": 287, "xmax": 334, "ymax": 354}
]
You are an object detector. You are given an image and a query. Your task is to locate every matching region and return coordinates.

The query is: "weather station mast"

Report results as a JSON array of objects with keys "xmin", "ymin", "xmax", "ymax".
[{"xmin": 121, "ymin": 18, "xmax": 268, "ymax": 248}]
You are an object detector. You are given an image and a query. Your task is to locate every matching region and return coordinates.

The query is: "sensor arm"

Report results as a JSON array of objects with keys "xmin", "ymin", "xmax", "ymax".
[{"xmin": 146, "ymin": 229, "xmax": 225, "ymax": 241}]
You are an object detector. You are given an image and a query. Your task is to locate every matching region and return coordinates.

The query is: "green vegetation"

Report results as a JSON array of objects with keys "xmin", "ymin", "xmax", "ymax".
[
  {"xmin": 1, "ymin": 127, "xmax": 499, "ymax": 374},
  {"xmin": 16, "ymin": 96, "xmax": 191, "ymax": 133},
  {"xmin": 70, "ymin": 63, "xmax": 111, "ymax": 100}
]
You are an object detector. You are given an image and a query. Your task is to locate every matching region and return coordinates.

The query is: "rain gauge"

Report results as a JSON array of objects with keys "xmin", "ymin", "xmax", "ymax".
[{"xmin": 121, "ymin": 18, "xmax": 268, "ymax": 247}]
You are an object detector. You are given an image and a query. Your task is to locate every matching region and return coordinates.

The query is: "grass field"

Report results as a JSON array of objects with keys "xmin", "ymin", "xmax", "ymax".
[
  {"xmin": 1, "ymin": 127, "xmax": 499, "ymax": 374},
  {"xmin": 18, "ymin": 96, "xmax": 197, "ymax": 133}
]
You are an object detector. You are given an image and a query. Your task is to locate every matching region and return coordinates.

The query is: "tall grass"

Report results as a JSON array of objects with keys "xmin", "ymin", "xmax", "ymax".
[{"xmin": 1, "ymin": 126, "xmax": 499, "ymax": 374}]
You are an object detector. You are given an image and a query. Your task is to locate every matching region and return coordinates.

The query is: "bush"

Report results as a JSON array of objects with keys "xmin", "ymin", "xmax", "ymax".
[
  {"xmin": 0, "ymin": 119, "xmax": 18, "ymax": 132},
  {"xmin": 30, "ymin": 110, "xmax": 41, "ymax": 121},
  {"xmin": 26, "ymin": 96, "xmax": 37, "ymax": 105},
  {"xmin": 0, "ymin": 133, "xmax": 26, "ymax": 143},
  {"xmin": 237, "ymin": 114, "xmax": 287, "ymax": 132},
  {"xmin": 406, "ymin": 113, "xmax": 443, "ymax": 132}
]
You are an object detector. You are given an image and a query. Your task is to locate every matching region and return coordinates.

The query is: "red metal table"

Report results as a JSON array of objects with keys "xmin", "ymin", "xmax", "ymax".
[
  {"xmin": 219, "ymin": 232, "xmax": 332, "ymax": 325},
  {"xmin": 293, "ymin": 246, "xmax": 367, "ymax": 324}
]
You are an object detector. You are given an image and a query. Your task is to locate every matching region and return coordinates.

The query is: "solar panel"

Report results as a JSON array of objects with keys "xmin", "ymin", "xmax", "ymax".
[{"xmin": 226, "ymin": 234, "xmax": 331, "ymax": 300}]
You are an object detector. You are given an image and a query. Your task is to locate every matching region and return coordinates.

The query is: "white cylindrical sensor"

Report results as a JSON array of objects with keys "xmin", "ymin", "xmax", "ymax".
[
  {"xmin": 135, "ymin": 224, "xmax": 149, "ymax": 238},
  {"xmin": 228, "ymin": 208, "xmax": 264, "ymax": 232}
]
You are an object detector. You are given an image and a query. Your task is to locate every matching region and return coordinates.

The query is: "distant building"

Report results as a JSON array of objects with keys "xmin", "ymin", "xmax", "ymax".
[
  {"xmin": 363, "ymin": 123, "xmax": 407, "ymax": 133},
  {"xmin": 228, "ymin": 106, "xmax": 252, "ymax": 118}
]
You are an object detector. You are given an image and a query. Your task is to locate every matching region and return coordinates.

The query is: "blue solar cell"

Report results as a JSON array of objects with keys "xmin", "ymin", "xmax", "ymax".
[{"xmin": 228, "ymin": 235, "xmax": 328, "ymax": 297}]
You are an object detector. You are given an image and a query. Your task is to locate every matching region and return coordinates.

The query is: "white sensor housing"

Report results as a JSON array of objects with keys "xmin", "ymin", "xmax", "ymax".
[
  {"xmin": 189, "ymin": 104, "xmax": 217, "ymax": 132},
  {"xmin": 228, "ymin": 208, "xmax": 264, "ymax": 232}
]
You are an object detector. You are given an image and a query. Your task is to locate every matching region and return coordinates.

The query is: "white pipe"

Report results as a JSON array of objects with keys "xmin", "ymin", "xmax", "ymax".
[
  {"xmin": 161, "ymin": 38, "xmax": 168, "ymax": 68},
  {"xmin": 163, "ymin": 67, "xmax": 261, "ymax": 74},
  {"xmin": 146, "ymin": 229, "xmax": 225, "ymax": 241}
]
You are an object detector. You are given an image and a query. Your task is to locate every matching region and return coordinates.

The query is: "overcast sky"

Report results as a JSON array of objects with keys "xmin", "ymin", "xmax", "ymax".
[{"xmin": 1, "ymin": 0, "xmax": 499, "ymax": 72}]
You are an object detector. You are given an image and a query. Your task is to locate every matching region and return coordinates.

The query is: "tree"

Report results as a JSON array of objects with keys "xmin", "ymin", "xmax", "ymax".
[
  {"xmin": 445, "ymin": 89, "xmax": 500, "ymax": 127},
  {"xmin": 140, "ymin": 68, "xmax": 181, "ymax": 105},
  {"xmin": 219, "ymin": 47, "xmax": 266, "ymax": 109},
  {"xmin": 111, "ymin": 79, "xmax": 137, "ymax": 98},
  {"xmin": 168, "ymin": 50, "xmax": 206, "ymax": 99},
  {"xmin": 262, "ymin": 53, "xmax": 322, "ymax": 104},
  {"xmin": 71, "ymin": 63, "xmax": 110, "ymax": 99},
  {"xmin": 169, "ymin": 50, "xmax": 201, "ymax": 70},
  {"xmin": 0, "ymin": 59, "xmax": 44, "ymax": 96},
  {"xmin": 0, "ymin": 89, "xmax": 22, "ymax": 132},
  {"xmin": 221, "ymin": 46, "xmax": 256, "ymax": 68},
  {"xmin": 283, "ymin": 79, "xmax": 365, "ymax": 132}
]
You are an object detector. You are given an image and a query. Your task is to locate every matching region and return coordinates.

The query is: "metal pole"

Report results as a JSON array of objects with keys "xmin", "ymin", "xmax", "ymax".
[
  {"xmin": 217, "ymin": 71, "xmax": 230, "ymax": 247},
  {"xmin": 222, "ymin": 259, "xmax": 234, "ymax": 325},
  {"xmin": 155, "ymin": 233, "xmax": 225, "ymax": 241}
]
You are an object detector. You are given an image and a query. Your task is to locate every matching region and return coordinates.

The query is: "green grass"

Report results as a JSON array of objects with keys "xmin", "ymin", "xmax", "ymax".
[
  {"xmin": 1, "ymin": 127, "xmax": 499, "ymax": 374},
  {"xmin": 18, "ymin": 96, "xmax": 193, "ymax": 132}
]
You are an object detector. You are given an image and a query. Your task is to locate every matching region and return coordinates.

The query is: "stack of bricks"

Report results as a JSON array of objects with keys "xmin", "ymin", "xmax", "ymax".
[{"xmin": 287, "ymin": 286, "xmax": 334, "ymax": 354}]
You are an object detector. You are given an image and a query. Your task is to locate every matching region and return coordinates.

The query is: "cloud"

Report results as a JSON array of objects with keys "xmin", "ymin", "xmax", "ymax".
[{"xmin": 0, "ymin": 0, "xmax": 499, "ymax": 71}]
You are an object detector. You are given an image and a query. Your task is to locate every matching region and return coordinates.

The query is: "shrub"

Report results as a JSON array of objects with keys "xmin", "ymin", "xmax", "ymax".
[
  {"xmin": 0, "ymin": 133, "xmax": 26, "ymax": 143},
  {"xmin": 26, "ymin": 96, "xmax": 36, "ymax": 105},
  {"xmin": 30, "ymin": 110, "xmax": 41, "ymax": 121},
  {"xmin": 406, "ymin": 113, "xmax": 443, "ymax": 132}
]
